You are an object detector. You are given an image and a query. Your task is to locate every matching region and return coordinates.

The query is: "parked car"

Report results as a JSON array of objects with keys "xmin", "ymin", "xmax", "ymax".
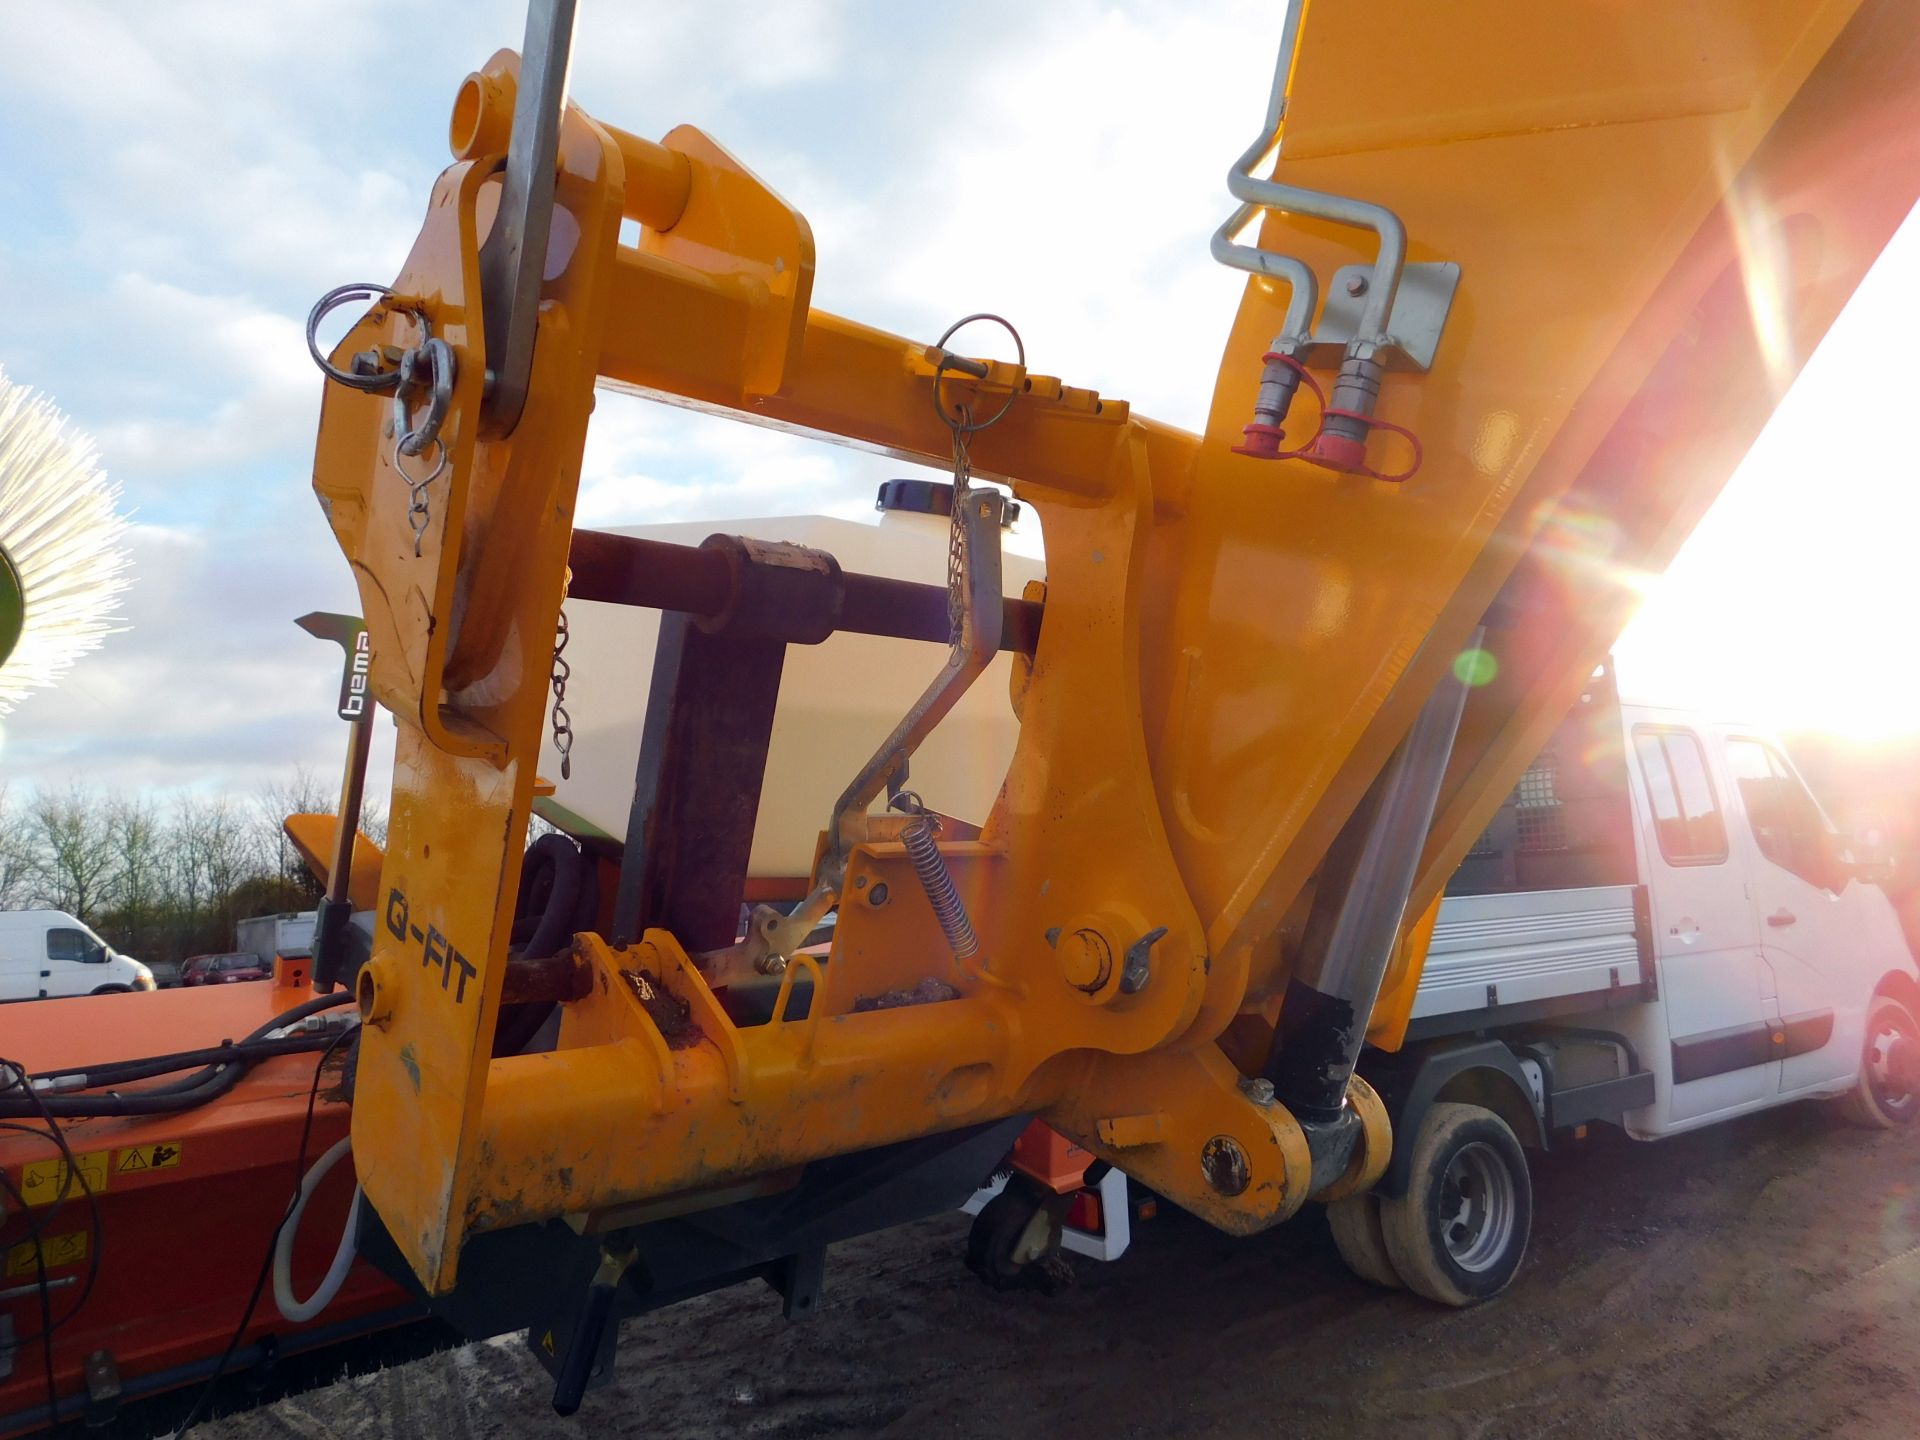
[
  {"xmin": 180, "ymin": 952, "xmax": 271, "ymax": 987},
  {"xmin": 0, "ymin": 910, "xmax": 156, "ymax": 1000}
]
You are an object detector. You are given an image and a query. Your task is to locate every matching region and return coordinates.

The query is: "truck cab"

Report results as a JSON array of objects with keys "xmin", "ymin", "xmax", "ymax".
[
  {"xmin": 1618, "ymin": 706, "xmax": 1914, "ymax": 1131},
  {"xmin": 0, "ymin": 910, "xmax": 156, "ymax": 1001}
]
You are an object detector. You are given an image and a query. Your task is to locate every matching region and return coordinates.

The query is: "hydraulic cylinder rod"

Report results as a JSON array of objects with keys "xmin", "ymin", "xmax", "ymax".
[{"xmin": 1264, "ymin": 633, "xmax": 1480, "ymax": 1122}]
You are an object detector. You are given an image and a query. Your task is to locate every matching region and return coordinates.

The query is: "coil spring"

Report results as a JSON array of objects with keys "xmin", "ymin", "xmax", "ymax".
[{"xmin": 899, "ymin": 814, "xmax": 980, "ymax": 961}]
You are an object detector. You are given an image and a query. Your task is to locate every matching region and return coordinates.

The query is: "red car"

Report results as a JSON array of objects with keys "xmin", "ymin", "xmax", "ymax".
[{"xmin": 180, "ymin": 952, "xmax": 270, "ymax": 986}]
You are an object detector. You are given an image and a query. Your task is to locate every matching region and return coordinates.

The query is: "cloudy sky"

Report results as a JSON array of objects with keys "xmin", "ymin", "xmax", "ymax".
[{"xmin": 0, "ymin": 1, "xmax": 1916, "ymax": 809}]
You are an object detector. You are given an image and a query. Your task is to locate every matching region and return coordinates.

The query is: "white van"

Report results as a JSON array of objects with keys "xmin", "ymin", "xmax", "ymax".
[
  {"xmin": 1321, "ymin": 664, "xmax": 1920, "ymax": 1304},
  {"xmin": 0, "ymin": 911, "xmax": 156, "ymax": 1001}
]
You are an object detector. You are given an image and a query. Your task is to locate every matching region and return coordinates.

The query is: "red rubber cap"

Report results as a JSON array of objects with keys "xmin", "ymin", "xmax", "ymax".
[
  {"xmin": 1232, "ymin": 422, "xmax": 1285, "ymax": 460},
  {"xmin": 1308, "ymin": 431, "xmax": 1368, "ymax": 473}
]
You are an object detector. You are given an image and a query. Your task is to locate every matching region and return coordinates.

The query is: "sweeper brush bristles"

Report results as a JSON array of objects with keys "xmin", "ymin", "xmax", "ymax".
[{"xmin": 0, "ymin": 370, "xmax": 132, "ymax": 713}]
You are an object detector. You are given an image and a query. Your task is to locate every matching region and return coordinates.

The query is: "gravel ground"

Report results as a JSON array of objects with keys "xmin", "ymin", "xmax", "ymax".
[{"xmin": 187, "ymin": 1102, "xmax": 1920, "ymax": 1440}]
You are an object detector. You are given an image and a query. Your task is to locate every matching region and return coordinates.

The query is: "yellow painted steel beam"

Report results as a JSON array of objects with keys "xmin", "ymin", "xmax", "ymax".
[{"xmin": 310, "ymin": 5, "xmax": 1920, "ymax": 1293}]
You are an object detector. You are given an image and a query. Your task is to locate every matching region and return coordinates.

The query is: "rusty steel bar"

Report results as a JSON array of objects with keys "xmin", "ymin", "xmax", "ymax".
[
  {"xmin": 501, "ymin": 952, "xmax": 592, "ymax": 1007},
  {"xmin": 566, "ymin": 528, "xmax": 1042, "ymax": 654}
]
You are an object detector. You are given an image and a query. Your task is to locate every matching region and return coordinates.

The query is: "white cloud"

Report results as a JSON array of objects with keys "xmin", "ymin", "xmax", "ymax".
[
  {"xmin": 1, "ymin": 516, "xmax": 365, "ymax": 795},
  {"xmin": 569, "ymin": 0, "xmax": 852, "ymax": 114},
  {"xmin": 798, "ymin": 1, "xmax": 1278, "ymax": 430},
  {"xmin": 88, "ymin": 276, "xmax": 319, "ymax": 476}
]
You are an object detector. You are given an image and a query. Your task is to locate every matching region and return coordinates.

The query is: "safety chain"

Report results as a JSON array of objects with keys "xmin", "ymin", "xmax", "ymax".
[
  {"xmin": 306, "ymin": 282, "xmax": 456, "ymax": 556},
  {"xmin": 549, "ymin": 604, "xmax": 575, "ymax": 781}
]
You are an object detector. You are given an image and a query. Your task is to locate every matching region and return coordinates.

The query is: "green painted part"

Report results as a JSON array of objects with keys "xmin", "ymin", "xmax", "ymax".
[
  {"xmin": 532, "ymin": 794, "xmax": 615, "ymax": 842},
  {"xmin": 0, "ymin": 546, "xmax": 24, "ymax": 671}
]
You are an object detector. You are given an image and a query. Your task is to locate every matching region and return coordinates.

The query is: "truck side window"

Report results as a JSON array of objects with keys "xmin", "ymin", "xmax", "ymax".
[
  {"xmin": 1632, "ymin": 727, "xmax": 1727, "ymax": 865},
  {"xmin": 1726, "ymin": 737, "xmax": 1837, "ymax": 890},
  {"xmin": 45, "ymin": 928, "xmax": 105, "ymax": 964}
]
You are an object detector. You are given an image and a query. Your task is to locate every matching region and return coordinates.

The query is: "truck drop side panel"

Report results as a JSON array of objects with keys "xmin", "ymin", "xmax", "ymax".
[{"xmin": 1409, "ymin": 885, "xmax": 1653, "ymax": 1037}]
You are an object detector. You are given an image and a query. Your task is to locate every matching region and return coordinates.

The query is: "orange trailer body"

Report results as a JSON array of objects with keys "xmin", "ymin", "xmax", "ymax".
[{"xmin": 0, "ymin": 986, "xmax": 415, "ymax": 1434}]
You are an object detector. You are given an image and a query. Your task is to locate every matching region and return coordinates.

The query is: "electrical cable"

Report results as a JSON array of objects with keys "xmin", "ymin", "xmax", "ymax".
[
  {"xmin": 0, "ymin": 1167, "xmax": 59, "ymax": 1428},
  {"xmin": 0, "ymin": 1086, "xmax": 110, "ymax": 1432},
  {"xmin": 0, "ymin": 1122, "xmax": 104, "ymax": 1362},
  {"xmin": 170, "ymin": 1025, "xmax": 354, "ymax": 1438},
  {"xmin": 270, "ymin": 1136, "xmax": 361, "ymax": 1324}
]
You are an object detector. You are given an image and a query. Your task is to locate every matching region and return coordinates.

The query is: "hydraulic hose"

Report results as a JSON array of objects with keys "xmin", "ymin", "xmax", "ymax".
[
  {"xmin": 22, "ymin": 1035, "xmax": 343, "ymax": 1092},
  {"xmin": 495, "ymin": 833, "xmax": 598, "ymax": 1057},
  {"xmin": 0, "ymin": 992, "xmax": 358, "ymax": 1119},
  {"xmin": 271, "ymin": 1135, "xmax": 362, "ymax": 1324}
]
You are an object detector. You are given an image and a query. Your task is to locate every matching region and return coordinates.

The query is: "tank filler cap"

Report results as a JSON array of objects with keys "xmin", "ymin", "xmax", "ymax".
[{"xmin": 875, "ymin": 478, "xmax": 1020, "ymax": 527}]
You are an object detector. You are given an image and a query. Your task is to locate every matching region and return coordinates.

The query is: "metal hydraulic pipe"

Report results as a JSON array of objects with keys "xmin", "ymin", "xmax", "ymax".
[
  {"xmin": 564, "ymin": 528, "xmax": 1043, "ymax": 655},
  {"xmin": 1223, "ymin": 2, "xmax": 1407, "ymax": 349},
  {"xmin": 1214, "ymin": 3, "xmax": 1420, "ymax": 469},
  {"xmin": 1264, "ymin": 633, "xmax": 1481, "ymax": 1123},
  {"xmin": 1210, "ymin": 199, "xmax": 1319, "ymax": 353}
]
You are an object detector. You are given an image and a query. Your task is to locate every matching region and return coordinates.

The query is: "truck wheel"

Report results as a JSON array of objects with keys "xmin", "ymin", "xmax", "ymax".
[
  {"xmin": 89, "ymin": 985, "xmax": 130, "ymax": 995},
  {"xmin": 1327, "ymin": 1193, "xmax": 1402, "ymax": 1290},
  {"xmin": 966, "ymin": 1177, "xmax": 1062, "ymax": 1292},
  {"xmin": 1378, "ymin": 1102, "xmax": 1531, "ymax": 1307},
  {"xmin": 1840, "ymin": 994, "xmax": 1920, "ymax": 1130}
]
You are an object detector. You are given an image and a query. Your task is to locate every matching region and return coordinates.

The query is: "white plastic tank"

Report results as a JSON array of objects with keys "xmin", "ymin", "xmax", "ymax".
[{"xmin": 539, "ymin": 483, "xmax": 1042, "ymax": 882}]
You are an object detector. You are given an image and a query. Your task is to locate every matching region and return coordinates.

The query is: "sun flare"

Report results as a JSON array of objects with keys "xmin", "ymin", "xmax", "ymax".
[{"xmin": 1615, "ymin": 202, "xmax": 1920, "ymax": 741}]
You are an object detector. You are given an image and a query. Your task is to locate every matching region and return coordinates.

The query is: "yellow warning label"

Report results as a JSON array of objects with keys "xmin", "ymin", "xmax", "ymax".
[
  {"xmin": 19, "ymin": 1152, "xmax": 108, "ymax": 1207},
  {"xmin": 6, "ymin": 1231, "xmax": 88, "ymax": 1277},
  {"xmin": 540, "ymin": 1330, "xmax": 557, "ymax": 1357},
  {"xmin": 115, "ymin": 1142, "xmax": 183, "ymax": 1174}
]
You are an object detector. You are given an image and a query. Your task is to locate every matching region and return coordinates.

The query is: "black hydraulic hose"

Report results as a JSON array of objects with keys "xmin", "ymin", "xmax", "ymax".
[
  {"xmin": 20, "ymin": 991, "xmax": 358, "ymax": 1097},
  {"xmin": 496, "ymin": 834, "xmax": 598, "ymax": 1058},
  {"xmin": 517, "ymin": 832, "xmax": 591, "ymax": 962},
  {"xmin": 0, "ymin": 992, "xmax": 358, "ymax": 1119},
  {"xmin": 2, "ymin": 1067, "xmax": 279, "ymax": 1119},
  {"xmin": 27, "ymin": 1034, "xmax": 341, "ymax": 1091},
  {"xmin": 11, "ymin": 991, "xmax": 356, "ymax": 1092}
]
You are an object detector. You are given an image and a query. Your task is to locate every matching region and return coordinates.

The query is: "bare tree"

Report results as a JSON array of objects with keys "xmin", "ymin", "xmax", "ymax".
[
  {"xmin": 360, "ymin": 796, "xmax": 389, "ymax": 848},
  {"xmin": 256, "ymin": 765, "xmax": 337, "ymax": 884},
  {"xmin": 109, "ymin": 794, "xmax": 163, "ymax": 916},
  {"xmin": 31, "ymin": 782, "xmax": 118, "ymax": 920},
  {"xmin": 0, "ymin": 784, "xmax": 39, "ymax": 909},
  {"xmin": 8, "ymin": 771, "xmax": 378, "ymax": 961},
  {"xmin": 172, "ymin": 795, "xmax": 259, "ymax": 916}
]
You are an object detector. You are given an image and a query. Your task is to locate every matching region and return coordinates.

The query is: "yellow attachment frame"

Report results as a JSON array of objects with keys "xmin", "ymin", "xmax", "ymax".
[{"xmin": 313, "ymin": 5, "xmax": 1920, "ymax": 1293}]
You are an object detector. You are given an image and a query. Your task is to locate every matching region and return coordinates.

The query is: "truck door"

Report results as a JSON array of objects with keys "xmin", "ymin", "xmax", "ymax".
[
  {"xmin": 1630, "ymin": 724, "xmax": 1776, "ymax": 1122},
  {"xmin": 41, "ymin": 924, "xmax": 104, "ymax": 998},
  {"xmin": 1721, "ymin": 735, "xmax": 1858, "ymax": 1094},
  {"xmin": 0, "ymin": 926, "xmax": 39, "ymax": 1002}
]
